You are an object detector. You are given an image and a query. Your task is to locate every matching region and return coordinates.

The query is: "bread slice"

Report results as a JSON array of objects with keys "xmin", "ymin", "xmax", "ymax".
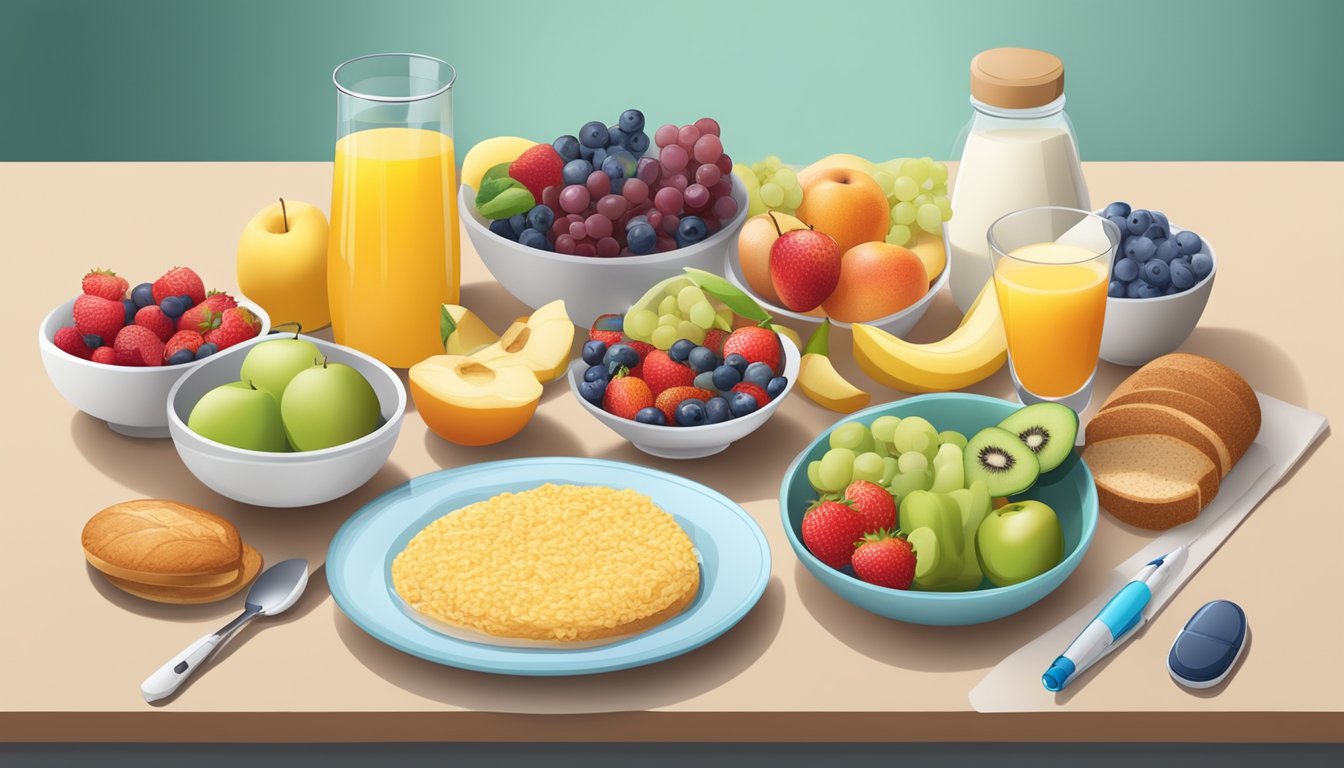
[
  {"xmin": 82, "ymin": 499, "xmax": 243, "ymax": 587},
  {"xmin": 1083, "ymin": 435, "xmax": 1220, "ymax": 530},
  {"xmin": 1086, "ymin": 403, "xmax": 1230, "ymax": 477},
  {"xmin": 1151, "ymin": 353, "xmax": 1261, "ymax": 433},
  {"xmin": 1100, "ymin": 385, "xmax": 1255, "ymax": 467},
  {"xmin": 105, "ymin": 545, "xmax": 262, "ymax": 605}
]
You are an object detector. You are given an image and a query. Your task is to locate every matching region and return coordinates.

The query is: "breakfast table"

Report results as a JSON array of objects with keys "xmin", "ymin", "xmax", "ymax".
[{"xmin": 2, "ymin": 160, "xmax": 1340, "ymax": 745}]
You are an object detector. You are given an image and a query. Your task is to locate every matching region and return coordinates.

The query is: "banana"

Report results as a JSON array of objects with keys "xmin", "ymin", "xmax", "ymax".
[
  {"xmin": 798, "ymin": 320, "xmax": 871, "ymax": 413},
  {"xmin": 851, "ymin": 281, "xmax": 1007, "ymax": 393}
]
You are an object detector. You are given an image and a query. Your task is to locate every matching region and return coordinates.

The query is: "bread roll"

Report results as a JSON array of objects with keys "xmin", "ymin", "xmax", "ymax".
[
  {"xmin": 104, "ymin": 544, "xmax": 262, "ymax": 604},
  {"xmin": 82, "ymin": 499, "xmax": 243, "ymax": 587}
]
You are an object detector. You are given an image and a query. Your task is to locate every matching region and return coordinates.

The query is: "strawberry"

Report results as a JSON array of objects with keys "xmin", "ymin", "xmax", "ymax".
[
  {"xmin": 626, "ymin": 339, "xmax": 654, "ymax": 379},
  {"xmin": 91, "ymin": 346, "xmax": 117, "ymax": 365},
  {"xmin": 641, "ymin": 349, "xmax": 694, "ymax": 397},
  {"xmin": 653, "ymin": 385, "xmax": 714, "ymax": 424},
  {"xmin": 602, "ymin": 375, "xmax": 653, "ymax": 420},
  {"xmin": 801, "ymin": 500, "xmax": 869, "ymax": 570},
  {"xmin": 134, "ymin": 305, "xmax": 176, "ymax": 342},
  {"xmin": 844, "ymin": 480, "xmax": 897, "ymax": 534},
  {"xmin": 204, "ymin": 307, "xmax": 261, "ymax": 349},
  {"xmin": 113, "ymin": 325, "xmax": 165, "ymax": 367},
  {"xmin": 768, "ymin": 226, "xmax": 842, "ymax": 312},
  {"xmin": 151, "ymin": 266, "xmax": 206, "ymax": 305},
  {"xmin": 731, "ymin": 381, "xmax": 771, "ymax": 408},
  {"xmin": 851, "ymin": 530, "xmax": 916, "ymax": 590},
  {"xmin": 589, "ymin": 313, "xmax": 624, "ymax": 346},
  {"xmin": 81, "ymin": 268, "xmax": 128, "ymax": 301},
  {"xmin": 702, "ymin": 328, "xmax": 729, "ymax": 356},
  {"xmin": 53, "ymin": 326, "xmax": 92, "ymax": 359},
  {"xmin": 722, "ymin": 326, "xmax": 782, "ymax": 374},
  {"xmin": 163, "ymin": 330, "xmax": 205, "ymax": 363},
  {"xmin": 177, "ymin": 291, "xmax": 238, "ymax": 332},
  {"xmin": 73, "ymin": 294, "xmax": 126, "ymax": 342},
  {"xmin": 508, "ymin": 144, "xmax": 565, "ymax": 201}
]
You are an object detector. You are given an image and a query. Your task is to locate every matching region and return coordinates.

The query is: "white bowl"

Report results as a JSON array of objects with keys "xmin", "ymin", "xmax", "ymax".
[
  {"xmin": 167, "ymin": 334, "xmax": 406, "ymax": 508},
  {"xmin": 38, "ymin": 297, "xmax": 272, "ymax": 438},
  {"xmin": 462, "ymin": 175, "xmax": 750, "ymax": 324},
  {"xmin": 1099, "ymin": 221, "xmax": 1216, "ymax": 366},
  {"xmin": 567, "ymin": 334, "xmax": 801, "ymax": 460},
  {"xmin": 723, "ymin": 224, "xmax": 951, "ymax": 338}
]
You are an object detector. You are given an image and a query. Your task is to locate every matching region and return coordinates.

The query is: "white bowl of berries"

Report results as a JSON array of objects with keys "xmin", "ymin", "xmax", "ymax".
[
  {"xmin": 568, "ymin": 327, "xmax": 800, "ymax": 460},
  {"xmin": 38, "ymin": 267, "xmax": 271, "ymax": 438},
  {"xmin": 461, "ymin": 111, "xmax": 750, "ymax": 323}
]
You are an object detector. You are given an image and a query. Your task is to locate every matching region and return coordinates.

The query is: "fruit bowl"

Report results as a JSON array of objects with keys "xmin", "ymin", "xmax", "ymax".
[
  {"xmin": 38, "ymin": 297, "xmax": 272, "ymax": 438},
  {"xmin": 722, "ymin": 225, "xmax": 950, "ymax": 337},
  {"xmin": 568, "ymin": 334, "xmax": 800, "ymax": 459},
  {"xmin": 166, "ymin": 334, "xmax": 406, "ymax": 507},
  {"xmin": 462, "ymin": 175, "xmax": 749, "ymax": 323},
  {"xmin": 780, "ymin": 393, "xmax": 1098, "ymax": 626}
]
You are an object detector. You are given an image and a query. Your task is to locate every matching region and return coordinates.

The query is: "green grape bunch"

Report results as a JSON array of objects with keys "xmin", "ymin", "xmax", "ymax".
[{"xmin": 873, "ymin": 157, "xmax": 953, "ymax": 247}]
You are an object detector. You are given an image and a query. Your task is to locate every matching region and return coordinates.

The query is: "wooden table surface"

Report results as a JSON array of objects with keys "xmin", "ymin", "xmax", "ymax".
[{"xmin": 2, "ymin": 162, "xmax": 1339, "ymax": 743}]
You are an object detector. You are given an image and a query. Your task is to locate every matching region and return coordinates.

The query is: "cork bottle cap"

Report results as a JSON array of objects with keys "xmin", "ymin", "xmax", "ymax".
[{"xmin": 970, "ymin": 48, "xmax": 1064, "ymax": 109}]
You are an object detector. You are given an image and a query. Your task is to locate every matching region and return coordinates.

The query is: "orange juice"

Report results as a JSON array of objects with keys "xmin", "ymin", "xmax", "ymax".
[
  {"xmin": 994, "ymin": 242, "xmax": 1109, "ymax": 397},
  {"xmin": 328, "ymin": 127, "xmax": 458, "ymax": 368}
]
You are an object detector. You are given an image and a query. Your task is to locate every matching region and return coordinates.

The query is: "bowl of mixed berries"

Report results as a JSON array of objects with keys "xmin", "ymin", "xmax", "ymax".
[
  {"xmin": 460, "ymin": 108, "xmax": 749, "ymax": 323},
  {"xmin": 38, "ymin": 266, "xmax": 270, "ymax": 437}
]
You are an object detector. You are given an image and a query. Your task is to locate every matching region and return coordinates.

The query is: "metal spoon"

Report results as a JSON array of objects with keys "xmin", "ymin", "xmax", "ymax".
[{"xmin": 141, "ymin": 558, "xmax": 309, "ymax": 703}]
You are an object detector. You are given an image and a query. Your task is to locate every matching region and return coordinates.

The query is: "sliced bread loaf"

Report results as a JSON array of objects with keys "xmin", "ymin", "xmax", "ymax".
[
  {"xmin": 1083, "ymin": 434, "xmax": 1220, "ymax": 530},
  {"xmin": 1152, "ymin": 353, "xmax": 1262, "ymax": 433},
  {"xmin": 1086, "ymin": 403, "xmax": 1230, "ymax": 477},
  {"xmin": 1100, "ymin": 385, "xmax": 1255, "ymax": 467}
]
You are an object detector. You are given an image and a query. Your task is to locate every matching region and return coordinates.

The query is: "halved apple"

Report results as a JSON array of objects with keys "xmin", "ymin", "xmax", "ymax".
[
  {"xmin": 410, "ymin": 356, "xmax": 543, "ymax": 446},
  {"xmin": 441, "ymin": 304, "xmax": 500, "ymax": 356},
  {"xmin": 471, "ymin": 299, "xmax": 575, "ymax": 383}
]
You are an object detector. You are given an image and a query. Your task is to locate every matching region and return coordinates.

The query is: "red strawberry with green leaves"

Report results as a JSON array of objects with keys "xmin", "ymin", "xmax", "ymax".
[
  {"xmin": 800, "ymin": 499, "xmax": 869, "ymax": 570},
  {"xmin": 731, "ymin": 381, "xmax": 771, "ymax": 408},
  {"xmin": 81, "ymin": 269, "xmax": 128, "ymax": 301},
  {"xmin": 163, "ymin": 330, "xmax": 205, "ymax": 363},
  {"xmin": 53, "ymin": 326, "xmax": 92, "ymax": 359},
  {"xmin": 722, "ymin": 326, "xmax": 782, "ymax": 374},
  {"xmin": 113, "ymin": 324, "xmax": 165, "ymax": 367},
  {"xmin": 653, "ymin": 385, "xmax": 714, "ymax": 424},
  {"xmin": 702, "ymin": 328, "xmax": 729, "ymax": 356},
  {"xmin": 508, "ymin": 144, "xmax": 564, "ymax": 200},
  {"xmin": 851, "ymin": 530, "xmax": 916, "ymax": 590},
  {"xmin": 177, "ymin": 291, "xmax": 238, "ymax": 332},
  {"xmin": 151, "ymin": 266, "xmax": 206, "ymax": 305},
  {"xmin": 641, "ymin": 349, "xmax": 694, "ymax": 398},
  {"xmin": 844, "ymin": 480, "xmax": 896, "ymax": 534},
  {"xmin": 73, "ymin": 294, "xmax": 126, "ymax": 342},
  {"xmin": 589, "ymin": 313, "xmax": 625, "ymax": 346},
  {"xmin": 204, "ymin": 307, "xmax": 261, "ymax": 349},
  {"xmin": 134, "ymin": 305, "xmax": 176, "ymax": 342},
  {"xmin": 602, "ymin": 375, "xmax": 653, "ymax": 420}
]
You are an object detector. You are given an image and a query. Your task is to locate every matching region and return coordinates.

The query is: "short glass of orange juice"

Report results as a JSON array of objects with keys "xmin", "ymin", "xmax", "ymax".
[
  {"xmin": 989, "ymin": 206, "xmax": 1121, "ymax": 411},
  {"xmin": 329, "ymin": 54, "xmax": 458, "ymax": 368}
]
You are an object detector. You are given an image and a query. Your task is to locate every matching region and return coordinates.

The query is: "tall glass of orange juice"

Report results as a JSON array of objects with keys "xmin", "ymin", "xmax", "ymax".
[
  {"xmin": 989, "ymin": 206, "xmax": 1120, "ymax": 411},
  {"xmin": 329, "ymin": 54, "xmax": 458, "ymax": 368}
]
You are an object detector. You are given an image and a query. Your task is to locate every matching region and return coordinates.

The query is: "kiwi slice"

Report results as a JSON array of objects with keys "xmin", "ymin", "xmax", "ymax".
[
  {"xmin": 997, "ymin": 402, "xmax": 1079, "ymax": 473},
  {"xmin": 963, "ymin": 427, "xmax": 1040, "ymax": 497}
]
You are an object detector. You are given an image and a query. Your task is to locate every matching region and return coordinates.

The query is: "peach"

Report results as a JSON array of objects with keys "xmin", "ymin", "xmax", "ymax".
[
  {"xmin": 821, "ymin": 242, "xmax": 929, "ymax": 323},
  {"xmin": 795, "ymin": 169, "xmax": 890, "ymax": 256},
  {"xmin": 736, "ymin": 211, "xmax": 808, "ymax": 306}
]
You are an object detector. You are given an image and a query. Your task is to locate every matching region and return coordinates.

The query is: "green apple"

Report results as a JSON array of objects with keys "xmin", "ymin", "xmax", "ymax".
[
  {"xmin": 187, "ymin": 381, "xmax": 289, "ymax": 452},
  {"xmin": 280, "ymin": 360, "xmax": 381, "ymax": 451},
  {"xmin": 240, "ymin": 336, "xmax": 321, "ymax": 400},
  {"xmin": 976, "ymin": 499, "xmax": 1064, "ymax": 587}
]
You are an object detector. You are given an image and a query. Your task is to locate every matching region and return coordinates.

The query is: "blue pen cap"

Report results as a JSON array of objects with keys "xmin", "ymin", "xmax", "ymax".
[{"xmin": 1042, "ymin": 656, "xmax": 1075, "ymax": 692}]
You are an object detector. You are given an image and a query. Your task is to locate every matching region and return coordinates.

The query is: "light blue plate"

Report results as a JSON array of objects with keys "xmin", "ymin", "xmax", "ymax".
[{"xmin": 328, "ymin": 457, "xmax": 771, "ymax": 676}]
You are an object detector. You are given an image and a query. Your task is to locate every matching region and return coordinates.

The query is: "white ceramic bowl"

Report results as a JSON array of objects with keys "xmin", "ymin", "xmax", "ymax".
[
  {"xmin": 723, "ymin": 225, "xmax": 951, "ymax": 338},
  {"xmin": 167, "ymin": 334, "xmax": 406, "ymax": 508},
  {"xmin": 462, "ymin": 175, "xmax": 750, "ymax": 324},
  {"xmin": 1099, "ymin": 222, "xmax": 1216, "ymax": 366},
  {"xmin": 38, "ymin": 297, "xmax": 272, "ymax": 438},
  {"xmin": 568, "ymin": 334, "xmax": 801, "ymax": 459}
]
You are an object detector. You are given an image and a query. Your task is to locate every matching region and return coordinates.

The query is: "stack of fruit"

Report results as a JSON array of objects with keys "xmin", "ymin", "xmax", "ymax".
[
  {"xmin": 53, "ymin": 267, "xmax": 261, "ymax": 366},
  {"xmin": 464, "ymin": 109, "xmax": 739, "ymax": 257},
  {"xmin": 1101, "ymin": 201, "xmax": 1213, "ymax": 299}
]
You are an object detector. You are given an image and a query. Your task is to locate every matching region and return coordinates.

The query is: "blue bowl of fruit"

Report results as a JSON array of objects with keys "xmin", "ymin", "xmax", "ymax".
[
  {"xmin": 780, "ymin": 393, "xmax": 1098, "ymax": 626},
  {"xmin": 460, "ymin": 110, "xmax": 749, "ymax": 323},
  {"xmin": 1097, "ymin": 202, "xmax": 1217, "ymax": 366}
]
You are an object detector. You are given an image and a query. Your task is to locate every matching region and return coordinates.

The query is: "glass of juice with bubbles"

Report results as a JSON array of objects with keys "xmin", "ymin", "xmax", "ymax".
[
  {"xmin": 329, "ymin": 54, "xmax": 458, "ymax": 368},
  {"xmin": 989, "ymin": 206, "xmax": 1120, "ymax": 412}
]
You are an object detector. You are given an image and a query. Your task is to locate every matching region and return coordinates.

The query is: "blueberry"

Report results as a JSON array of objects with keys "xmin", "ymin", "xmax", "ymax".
[
  {"xmin": 601, "ymin": 154, "xmax": 627, "ymax": 180},
  {"xmin": 1108, "ymin": 280, "xmax": 1127, "ymax": 298},
  {"xmin": 489, "ymin": 218, "xmax": 518, "ymax": 241},
  {"xmin": 687, "ymin": 346, "xmax": 718, "ymax": 373},
  {"xmin": 1113, "ymin": 257, "xmax": 1140, "ymax": 282},
  {"xmin": 579, "ymin": 143, "xmax": 596, "ymax": 161},
  {"xmin": 1142, "ymin": 259, "xmax": 1171, "ymax": 288},
  {"xmin": 508, "ymin": 213, "xmax": 528, "ymax": 237},
  {"xmin": 590, "ymin": 146, "xmax": 609, "ymax": 170},
  {"xmin": 121, "ymin": 299, "xmax": 137, "ymax": 324},
  {"xmin": 1123, "ymin": 236, "xmax": 1156, "ymax": 262},
  {"xmin": 578, "ymin": 378, "xmax": 607, "ymax": 404},
  {"xmin": 606, "ymin": 126, "xmax": 628, "ymax": 149},
  {"xmin": 676, "ymin": 216, "xmax": 708, "ymax": 246},
  {"xmin": 579, "ymin": 121, "xmax": 609, "ymax": 148},
  {"xmin": 159, "ymin": 295, "xmax": 186, "ymax": 319},
  {"xmin": 1103, "ymin": 201, "xmax": 1131, "ymax": 218},
  {"xmin": 131, "ymin": 283, "xmax": 155, "ymax": 308},
  {"xmin": 669, "ymin": 339, "xmax": 697, "ymax": 363},
  {"xmin": 168, "ymin": 348, "xmax": 194, "ymax": 365},
  {"xmin": 610, "ymin": 177, "xmax": 626, "ymax": 195},
  {"xmin": 1142, "ymin": 223, "xmax": 1167, "ymax": 241},
  {"xmin": 724, "ymin": 353, "xmax": 749, "ymax": 374},
  {"xmin": 626, "ymin": 215, "xmax": 649, "ymax": 230},
  {"xmin": 766, "ymin": 376, "xmax": 788, "ymax": 399},
  {"xmin": 743, "ymin": 361, "xmax": 774, "ymax": 389},
  {"xmin": 1153, "ymin": 238, "xmax": 1180, "ymax": 264},
  {"xmin": 626, "ymin": 131, "xmax": 650, "ymax": 155},
  {"xmin": 582, "ymin": 340, "xmax": 607, "ymax": 366},
  {"xmin": 583, "ymin": 364, "xmax": 609, "ymax": 383},
  {"xmin": 1136, "ymin": 281, "xmax": 1164, "ymax": 299},
  {"xmin": 518, "ymin": 228, "xmax": 550, "ymax": 250},
  {"xmin": 711, "ymin": 364, "xmax": 742, "ymax": 391},
  {"xmin": 675, "ymin": 399, "xmax": 707, "ymax": 427},
  {"xmin": 194, "ymin": 342, "xmax": 218, "ymax": 360},
  {"xmin": 635, "ymin": 406, "xmax": 666, "ymax": 425},
  {"xmin": 728, "ymin": 391, "xmax": 759, "ymax": 418},
  {"xmin": 694, "ymin": 371, "xmax": 717, "ymax": 392},
  {"xmin": 1126, "ymin": 209, "xmax": 1152, "ymax": 236},
  {"xmin": 1191, "ymin": 251, "xmax": 1214, "ymax": 278},
  {"xmin": 606, "ymin": 149, "xmax": 638, "ymax": 179},
  {"xmin": 619, "ymin": 109, "xmax": 645, "ymax": 134},
  {"xmin": 1105, "ymin": 214, "xmax": 1129, "ymax": 238},
  {"xmin": 562, "ymin": 159, "xmax": 593, "ymax": 186},
  {"xmin": 1174, "ymin": 230, "xmax": 1203, "ymax": 256},
  {"xmin": 526, "ymin": 204, "xmax": 555, "ymax": 232},
  {"xmin": 83, "ymin": 333, "xmax": 103, "ymax": 348},
  {"xmin": 1150, "ymin": 210, "xmax": 1170, "ymax": 233},
  {"xmin": 1126, "ymin": 280, "xmax": 1147, "ymax": 299},
  {"xmin": 704, "ymin": 396, "xmax": 730, "ymax": 424},
  {"xmin": 553, "ymin": 135, "xmax": 581, "ymax": 162},
  {"xmin": 1170, "ymin": 261, "xmax": 1196, "ymax": 290},
  {"xmin": 1163, "ymin": 284, "xmax": 1181, "ymax": 295},
  {"xmin": 603, "ymin": 343, "xmax": 640, "ymax": 375}
]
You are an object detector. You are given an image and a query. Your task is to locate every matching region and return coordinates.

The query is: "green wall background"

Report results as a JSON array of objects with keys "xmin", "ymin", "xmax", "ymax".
[{"xmin": 3, "ymin": 0, "xmax": 1341, "ymax": 162}]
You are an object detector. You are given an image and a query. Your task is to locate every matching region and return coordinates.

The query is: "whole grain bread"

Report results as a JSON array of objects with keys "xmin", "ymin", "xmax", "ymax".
[
  {"xmin": 1086, "ymin": 403, "xmax": 1230, "ymax": 477},
  {"xmin": 1099, "ymin": 385, "xmax": 1255, "ymax": 467},
  {"xmin": 1083, "ymin": 435, "xmax": 1220, "ymax": 530}
]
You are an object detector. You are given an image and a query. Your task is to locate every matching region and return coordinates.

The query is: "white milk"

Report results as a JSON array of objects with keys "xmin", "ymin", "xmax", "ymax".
[{"xmin": 947, "ymin": 127, "xmax": 1089, "ymax": 312}]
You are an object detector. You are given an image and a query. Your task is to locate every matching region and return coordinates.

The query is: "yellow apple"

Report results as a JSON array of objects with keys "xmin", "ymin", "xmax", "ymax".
[
  {"xmin": 237, "ymin": 198, "xmax": 330, "ymax": 331},
  {"xmin": 470, "ymin": 299, "xmax": 575, "ymax": 383}
]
